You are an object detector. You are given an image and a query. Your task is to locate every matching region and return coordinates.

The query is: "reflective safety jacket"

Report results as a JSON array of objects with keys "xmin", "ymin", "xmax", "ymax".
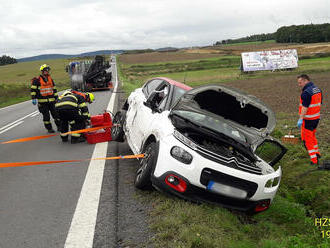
[
  {"xmin": 30, "ymin": 75, "xmax": 58, "ymax": 103},
  {"xmin": 55, "ymin": 92, "xmax": 91, "ymax": 119},
  {"xmin": 299, "ymin": 82, "xmax": 322, "ymax": 120}
]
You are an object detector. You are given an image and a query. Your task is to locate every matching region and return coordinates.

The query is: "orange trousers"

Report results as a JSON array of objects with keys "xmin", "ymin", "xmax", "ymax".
[{"xmin": 301, "ymin": 120, "xmax": 320, "ymax": 164}]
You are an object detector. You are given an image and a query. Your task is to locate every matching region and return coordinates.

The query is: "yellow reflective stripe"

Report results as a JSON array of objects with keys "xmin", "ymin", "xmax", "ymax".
[
  {"xmin": 60, "ymin": 133, "xmax": 68, "ymax": 137},
  {"xmin": 55, "ymin": 101, "xmax": 78, "ymax": 108},
  {"xmin": 31, "ymin": 85, "xmax": 37, "ymax": 89},
  {"xmin": 48, "ymin": 98, "xmax": 55, "ymax": 102},
  {"xmin": 66, "ymin": 95, "xmax": 78, "ymax": 102},
  {"xmin": 31, "ymin": 92, "xmax": 36, "ymax": 96},
  {"xmin": 44, "ymin": 121, "xmax": 51, "ymax": 124},
  {"xmin": 38, "ymin": 99, "xmax": 48, "ymax": 103},
  {"xmin": 71, "ymin": 133, "xmax": 81, "ymax": 137},
  {"xmin": 82, "ymin": 112, "xmax": 90, "ymax": 117},
  {"xmin": 69, "ymin": 121, "xmax": 75, "ymax": 125},
  {"xmin": 78, "ymin": 102, "xmax": 87, "ymax": 108}
]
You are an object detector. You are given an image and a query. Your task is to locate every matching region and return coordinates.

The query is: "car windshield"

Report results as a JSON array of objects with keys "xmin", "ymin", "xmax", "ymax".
[{"xmin": 172, "ymin": 110, "xmax": 247, "ymax": 142}]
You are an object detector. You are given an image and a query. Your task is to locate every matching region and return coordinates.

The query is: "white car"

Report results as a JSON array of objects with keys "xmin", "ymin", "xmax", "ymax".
[{"xmin": 112, "ymin": 77, "xmax": 287, "ymax": 213}]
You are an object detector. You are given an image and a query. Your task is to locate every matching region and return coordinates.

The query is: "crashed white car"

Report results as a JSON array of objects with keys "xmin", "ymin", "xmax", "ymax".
[{"xmin": 112, "ymin": 77, "xmax": 286, "ymax": 213}]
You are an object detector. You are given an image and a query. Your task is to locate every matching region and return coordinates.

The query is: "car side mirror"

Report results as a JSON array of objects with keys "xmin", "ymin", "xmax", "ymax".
[{"xmin": 144, "ymin": 91, "xmax": 159, "ymax": 110}]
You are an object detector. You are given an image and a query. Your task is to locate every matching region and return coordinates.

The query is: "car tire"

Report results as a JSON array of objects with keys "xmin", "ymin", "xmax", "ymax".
[
  {"xmin": 111, "ymin": 110, "xmax": 126, "ymax": 142},
  {"xmin": 134, "ymin": 142, "xmax": 157, "ymax": 190}
]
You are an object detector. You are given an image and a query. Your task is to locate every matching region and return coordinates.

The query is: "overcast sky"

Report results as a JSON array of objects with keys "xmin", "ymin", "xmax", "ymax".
[{"xmin": 1, "ymin": 0, "xmax": 330, "ymax": 58}]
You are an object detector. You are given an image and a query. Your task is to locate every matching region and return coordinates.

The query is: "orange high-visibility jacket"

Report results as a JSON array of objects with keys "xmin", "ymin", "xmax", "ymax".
[
  {"xmin": 39, "ymin": 76, "xmax": 54, "ymax": 97},
  {"xmin": 30, "ymin": 75, "xmax": 58, "ymax": 103},
  {"xmin": 299, "ymin": 84, "xmax": 322, "ymax": 120}
]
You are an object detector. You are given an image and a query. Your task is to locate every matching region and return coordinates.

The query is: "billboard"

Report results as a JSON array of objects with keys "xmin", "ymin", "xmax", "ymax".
[{"xmin": 241, "ymin": 49, "xmax": 298, "ymax": 72}]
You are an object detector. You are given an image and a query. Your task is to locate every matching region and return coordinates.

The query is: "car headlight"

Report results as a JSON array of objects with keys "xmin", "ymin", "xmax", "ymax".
[
  {"xmin": 173, "ymin": 130, "xmax": 197, "ymax": 150},
  {"xmin": 170, "ymin": 146, "xmax": 193, "ymax": 164}
]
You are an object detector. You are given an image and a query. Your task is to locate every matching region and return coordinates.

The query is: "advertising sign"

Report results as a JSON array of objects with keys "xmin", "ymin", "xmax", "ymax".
[{"xmin": 241, "ymin": 49, "xmax": 298, "ymax": 72}]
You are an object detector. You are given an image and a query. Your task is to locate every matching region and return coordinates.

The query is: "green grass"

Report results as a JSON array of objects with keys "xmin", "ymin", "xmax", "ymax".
[
  {"xmin": 118, "ymin": 55, "xmax": 330, "ymax": 95},
  {"xmin": 0, "ymin": 58, "xmax": 71, "ymax": 107},
  {"xmin": 117, "ymin": 53, "xmax": 330, "ymax": 248}
]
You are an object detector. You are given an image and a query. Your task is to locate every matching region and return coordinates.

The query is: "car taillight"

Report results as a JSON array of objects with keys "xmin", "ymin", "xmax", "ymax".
[
  {"xmin": 254, "ymin": 199, "xmax": 271, "ymax": 212},
  {"xmin": 165, "ymin": 174, "xmax": 187, "ymax": 193}
]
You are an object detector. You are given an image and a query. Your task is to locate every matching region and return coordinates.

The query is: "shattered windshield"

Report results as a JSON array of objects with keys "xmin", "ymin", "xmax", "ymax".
[{"xmin": 172, "ymin": 110, "xmax": 247, "ymax": 143}]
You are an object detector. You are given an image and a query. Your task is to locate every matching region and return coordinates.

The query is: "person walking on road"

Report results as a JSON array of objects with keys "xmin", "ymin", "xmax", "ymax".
[
  {"xmin": 30, "ymin": 64, "xmax": 60, "ymax": 133},
  {"xmin": 296, "ymin": 74, "xmax": 323, "ymax": 165},
  {"xmin": 55, "ymin": 90, "xmax": 94, "ymax": 143}
]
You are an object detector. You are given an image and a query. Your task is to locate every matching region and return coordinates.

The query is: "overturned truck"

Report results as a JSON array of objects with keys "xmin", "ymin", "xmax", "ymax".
[{"xmin": 69, "ymin": 55, "xmax": 112, "ymax": 91}]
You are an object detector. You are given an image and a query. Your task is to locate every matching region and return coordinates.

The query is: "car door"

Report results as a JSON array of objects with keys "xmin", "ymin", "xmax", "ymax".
[{"xmin": 128, "ymin": 79, "xmax": 164, "ymax": 151}]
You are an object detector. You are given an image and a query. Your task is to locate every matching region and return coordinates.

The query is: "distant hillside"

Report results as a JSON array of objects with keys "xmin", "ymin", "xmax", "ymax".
[
  {"xmin": 17, "ymin": 50, "xmax": 124, "ymax": 62},
  {"xmin": 155, "ymin": 47, "xmax": 179, "ymax": 52}
]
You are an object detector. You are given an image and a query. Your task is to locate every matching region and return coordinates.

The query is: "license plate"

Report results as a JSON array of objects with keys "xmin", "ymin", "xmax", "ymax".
[{"xmin": 207, "ymin": 180, "xmax": 247, "ymax": 199}]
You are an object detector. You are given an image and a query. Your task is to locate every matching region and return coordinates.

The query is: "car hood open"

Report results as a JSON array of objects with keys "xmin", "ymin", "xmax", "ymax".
[{"xmin": 171, "ymin": 85, "xmax": 276, "ymax": 144}]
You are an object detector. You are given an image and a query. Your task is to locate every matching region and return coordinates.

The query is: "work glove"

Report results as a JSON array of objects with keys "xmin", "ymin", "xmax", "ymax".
[
  {"xmin": 32, "ymin": 99, "xmax": 37, "ymax": 105},
  {"xmin": 297, "ymin": 118, "xmax": 303, "ymax": 128}
]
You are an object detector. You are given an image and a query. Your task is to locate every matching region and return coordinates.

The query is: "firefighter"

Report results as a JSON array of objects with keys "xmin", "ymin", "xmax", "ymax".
[
  {"xmin": 30, "ymin": 64, "xmax": 60, "ymax": 133},
  {"xmin": 296, "ymin": 74, "xmax": 323, "ymax": 165},
  {"xmin": 55, "ymin": 90, "xmax": 95, "ymax": 143}
]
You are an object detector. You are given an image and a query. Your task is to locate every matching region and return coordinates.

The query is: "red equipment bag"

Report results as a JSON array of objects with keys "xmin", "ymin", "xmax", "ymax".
[{"xmin": 85, "ymin": 112, "xmax": 112, "ymax": 144}]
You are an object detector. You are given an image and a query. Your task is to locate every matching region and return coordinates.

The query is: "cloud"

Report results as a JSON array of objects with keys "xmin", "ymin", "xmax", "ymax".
[{"xmin": 1, "ymin": 0, "xmax": 330, "ymax": 58}]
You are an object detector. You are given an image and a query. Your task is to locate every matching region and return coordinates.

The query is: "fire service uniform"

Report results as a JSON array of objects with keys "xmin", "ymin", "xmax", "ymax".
[
  {"xmin": 55, "ymin": 91, "xmax": 94, "ymax": 143},
  {"xmin": 30, "ymin": 64, "xmax": 60, "ymax": 133}
]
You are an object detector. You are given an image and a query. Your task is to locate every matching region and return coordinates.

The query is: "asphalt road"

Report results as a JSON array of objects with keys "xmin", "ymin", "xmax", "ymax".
[{"xmin": 0, "ymin": 58, "xmax": 151, "ymax": 248}]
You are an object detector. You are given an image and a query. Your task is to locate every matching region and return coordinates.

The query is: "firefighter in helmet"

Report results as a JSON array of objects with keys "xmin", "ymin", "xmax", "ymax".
[
  {"xmin": 55, "ymin": 90, "xmax": 95, "ymax": 143},
  {"xmin": 30, "ymin": 64, "xmax": 60, "ymax": 133}
]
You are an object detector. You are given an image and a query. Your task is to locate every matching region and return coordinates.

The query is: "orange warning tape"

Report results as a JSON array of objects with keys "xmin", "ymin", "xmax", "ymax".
[
  {"xmin": 1, "ymin": 125, "xmax": 111, "ymax": 144},
  {"xmin": 0, "ymin": 154, "xmax": 144, "ymax": 168}
]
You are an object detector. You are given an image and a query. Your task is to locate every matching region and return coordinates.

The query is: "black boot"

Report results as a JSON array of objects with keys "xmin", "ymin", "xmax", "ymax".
[{"xmin": 71, "ymin": 136, "xmax": 86, "ymax": 144}]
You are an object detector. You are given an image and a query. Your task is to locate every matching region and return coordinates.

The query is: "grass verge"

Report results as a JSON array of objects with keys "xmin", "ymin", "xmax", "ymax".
[{"xmin": 0, "ymin": 58, "xmax": 71, "ymax": 107}]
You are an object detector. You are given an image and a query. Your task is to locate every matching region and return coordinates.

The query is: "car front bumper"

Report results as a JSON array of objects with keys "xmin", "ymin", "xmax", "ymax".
[{"xmin": 152, "ymin": 135, "xmax": 281, "ymax": 211}]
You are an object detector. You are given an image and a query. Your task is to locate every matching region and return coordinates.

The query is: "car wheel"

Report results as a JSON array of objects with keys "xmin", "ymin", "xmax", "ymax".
[
  {"xmin": 134, "ymin": 142, "xmax": 157, "ymax": 190},
  {"xmin": 111, "ymin": 110, "xmax": 126, "ymax": 142}
]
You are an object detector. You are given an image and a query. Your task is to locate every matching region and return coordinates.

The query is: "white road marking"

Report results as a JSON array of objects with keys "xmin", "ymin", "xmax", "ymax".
[
  {"xmin": 64, "ymin": 58, "xmax": 119, "ymax": 248},
  {"xmin": 0, "ymin": 111, "xmax": 38, "ymax": 132},
  {"xmin": 0, "ymin": 121, "xmax": 24, "ymax": 135},
  {"xmin": 30, "ymin": 112, "xmax": 40, "ymax": 117}
]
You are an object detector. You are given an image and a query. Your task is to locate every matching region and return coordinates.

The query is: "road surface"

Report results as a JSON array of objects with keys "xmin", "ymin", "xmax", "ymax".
[{"xmin": 0, "ymin": 58, "xmax": 151, "ymax": 248}]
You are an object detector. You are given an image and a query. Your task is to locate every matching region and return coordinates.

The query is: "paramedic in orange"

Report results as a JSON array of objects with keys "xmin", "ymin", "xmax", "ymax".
[
  {"xmin": 30, "ymin": 64, "xmax": 60, "ymax": 133},
  {"xmin": 297, "ymin": 74, "xmax": 322, "ymax": 165}
]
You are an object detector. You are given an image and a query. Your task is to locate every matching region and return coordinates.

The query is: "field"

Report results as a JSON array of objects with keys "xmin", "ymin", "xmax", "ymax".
[
  {"xmin": 0, "ymin": 59, "xmax": 72, "ymax": 107},
  {"xmin": 117, "ymin": 44, "xmax": 330, "ymax": 247}
]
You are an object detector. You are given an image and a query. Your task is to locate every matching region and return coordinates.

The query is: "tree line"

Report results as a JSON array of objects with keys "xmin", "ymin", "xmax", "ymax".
[
  {"xmin": 214, "ymin": 23, "xmax": 330, "ymax": 45},
  {"xmin": 0, "ymin": 55, "xmax": 17, "ymax": 66},
  {"xmin": 275, "ymin": 23, "xmax": 330, "ymax": 43},
  {"xmin": 215, "ymin": 33, "xmax": 275, "ymax": 45}
]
